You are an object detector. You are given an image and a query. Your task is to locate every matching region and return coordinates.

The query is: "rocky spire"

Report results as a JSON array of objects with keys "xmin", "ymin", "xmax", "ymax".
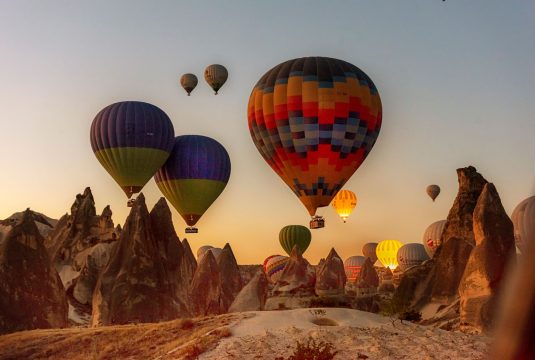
[
  {"xmin": 272, "ymin": 246, "xmax": 316, "ymax": 297},
  {"xmin": 91, "ymin": 194, "xmax": 188, "ymax": 326},
  {"xmin": 459, "ymin": 183, "xmax": 516, "ymax": 332},
  {"xmin": 0, "ymin": 209, "xmax": 68, "ymax": 334},
  {"xmin": 217, "ymin": 243, "xmax": 243, "ymax": 311},
  {"xmin": 315, "ymin": 248, "xmax": 346, "ymax": 296},
  {"xmin": 189, "ymin": 250, "xmax": 223, "ymax": 316}
]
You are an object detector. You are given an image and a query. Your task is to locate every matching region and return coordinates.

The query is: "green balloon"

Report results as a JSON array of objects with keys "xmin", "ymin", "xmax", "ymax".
[{"xmin": 279, "ymin": 225, "xmax": 311, "ymax": 255}]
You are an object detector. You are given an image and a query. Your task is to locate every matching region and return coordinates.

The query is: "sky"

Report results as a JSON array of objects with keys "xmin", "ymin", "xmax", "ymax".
[{"xmin": 0, "ymin": 1, "xmax": 533, "ymax": 264}]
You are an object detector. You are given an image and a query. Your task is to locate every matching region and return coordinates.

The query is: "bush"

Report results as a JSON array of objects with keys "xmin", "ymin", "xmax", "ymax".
[
  {"xmin": 275, "ymin": 337, "xmax": 338, "ymax": 360},
  {"xmin": 309, "ymin": 297, "xmax": 350, "ymax": 308},
  {"xmin": 398, "ymin": 310, "xmax": 422, "ymax": 322}
]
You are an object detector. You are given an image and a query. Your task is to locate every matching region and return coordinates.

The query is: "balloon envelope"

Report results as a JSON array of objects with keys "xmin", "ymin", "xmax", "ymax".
[
  {"xmin": 204, "ymin": 64, "xmax": 228, "ymax": 94},
  {"xmin": 376, "ymin": 239, "xmax": 403, "ymax": 269},
  {"xmin": 344, "ymin": 256, "xmax": 367, "ymax": 281},
  {"xmin": 397, "ymin": 243, "xmax": 430, "ymax": 271},
  {"xmin": 155, "ymin": 135, "xmax": 231, "ymax": 227},
  {"xmin": 331, "ymin": 190, "xmax": 357, "ymax": 222},
  {"xmin": 263, "ymin": 255, "xmax": 289, "ymax": 283},
  {"xmin": 422, "ymin": 220, "xmax": 447, "ymax": 257},
  {"xmin": 197, "ymin": 245, "xmax": 214, "ymax": 259},
  {"xmin": 90, "ymin": 101, "xmax": 175, "ymax": 198},
  {"xmin": 362, "ymin": 242, "xmax": 378, "ymax": 264},
  {"xmin": 426, "ymin": 185, "xmax": 441, "ymax": 201},
  {"xmin": 279, "ymin": 225, "xmax": 311, "ymax": 255},
  {"xmin": 512, "ymin": 196, "xmax": 535, "ymax": 253},
  {"xmin": 180, "ymin": 73, "xmax": 198, "ymax": 95},
  {"xmin": 248, "ymin": 57, "xmax": 382, "ymax": 217}
]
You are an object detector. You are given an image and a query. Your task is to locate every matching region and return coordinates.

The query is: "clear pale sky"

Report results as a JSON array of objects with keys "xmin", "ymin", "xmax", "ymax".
[{"xmin": 0, "ymin": 1, "xmax": 533, "ymax": 264}]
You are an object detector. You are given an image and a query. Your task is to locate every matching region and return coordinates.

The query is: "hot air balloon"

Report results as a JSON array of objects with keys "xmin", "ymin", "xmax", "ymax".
[
  {"xmin": 512, "ymin": 196, "xmax": 535, "ymax": 253},
  {"xmin": 248, "ymin": 57, "xmax": 382, "ymax": 229},
  {"xmin": 331, "ymin": 190, "xmax": 357, "ymax": 223},
  {"xmin": 362, "ymin": 242, "xmax": 378, "ymax": 264},
  {"xmin": 154, "ymin": 135, "xmax": 231, "ymax": 233},
  {"xmin": 197, "ymin": 245, "xmax": 214, "ymax": 259},
  {"xmin": 204, "ymin": 64, "xmax": 228, "ymax": 94},
  {"xmin": 180, "ymin": 73, "xmax": 198, "ymax": 96},
  {"xmin": 263, "ymin": 255, "xmax": 289, "ymax": 283},
  {"xmin": 397, "ymin": 243, "xmax": 430, "ymax": 271},
  {"xmin": 422, "ymin": 220, "xmax": 447, "ymax": 257},
  {"xmin": 376, "ymin": 239, "xmax": 403, "ymax": 269},
  {"xmin": 344, "ymin": 256, "xmax": 367, "ymax": 281},
  {"xmin": 426, "ymin": 185, "xmax": 441, "ymax": 202},
  {"xmin": 90, "ymin": 101, "xmax": 175, "ymax": 206},
  {"xmin": 279, "ymin": 225, "xmax": 311, "ymax": 255}
]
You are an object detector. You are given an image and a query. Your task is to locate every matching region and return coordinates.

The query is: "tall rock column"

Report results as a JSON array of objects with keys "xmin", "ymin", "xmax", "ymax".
[
  {"xmin": 430, "ymin": 166, "xmax": 488, "ymax": 303},
  {"xmin": 458, "ymin": 183, "xmax": 516, "ymax": 332},
  {"xmin": 315, "ymin": 248, "xmax": 346, "ymax": 296},
  {"xmin": 0, "ymin": 210, "xmax": 68, "ymax": 334}
]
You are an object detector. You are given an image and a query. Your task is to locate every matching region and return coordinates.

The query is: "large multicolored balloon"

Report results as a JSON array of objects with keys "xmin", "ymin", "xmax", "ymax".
[
  {"xmin": 90, "ymin": 101, "xmax": 175, "ymax": 198},
  {"xmin": 204, "ymin": 64, "xmax": 228, "ymax": 94},
  {"xmin": 263, "ymin": 255, "xmax": 289, "ymax": 283},
  {"xmin": 279, "ymin": 225, "xmax": 311, "ymax": 255},
  {"xmin": 376, "ymin": 239, "xmax": 403, "ymax": 269},
  {"xmin": 397, "ymin": 243, "xmax": 430, "ymax": 271},
  {"xmin": 180, "ymin": 73, "xmax": 198, "ymax": 96},
  {"xmin": 426, "ymin": 185, "xmax": 441, "ymax": 202},
  {"xmin": 422, "ymin": 220, "xmax": 447, "ymax": 257},
  {"xmin": 331, "ymin": 190, "xmax": 357, "ymax": 223},
  {"xmin": 154, "ymin": 135, "xmax": 231, "ymax": 229},
  {"xmin": 512, "ymin": 196, "xmax": 535, "ymax": 253},
  {"xmin": 362, "ymin": 242, "xmax": 378, "ymax": 264},
  {"xmin": 344, "ymin": 256, "xmax": 367, "ymax": 282},
  {"xmin": 248, "ymin": 57, "xmax": 382, "ymax": 220}
]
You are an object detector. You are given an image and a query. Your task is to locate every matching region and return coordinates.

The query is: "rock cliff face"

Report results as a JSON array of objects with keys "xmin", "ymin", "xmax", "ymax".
[
  {"xmin": 228, "ymin": 270, "xmax": 268, "ymax": 312},
  {"xmin": 272, "ymin": 246, "xmax": 316, "ymax": 297},
  {"xmin": 91, "ymin": 195, "xmax": 188, "ymax": 326},
  {"xmin": 189, "ymin": 251, "xmax": 223, "ymax": 316},
  {"xmin": 181, "ymin": 239, "xmax": 197, "ymax": 287},
  {"xmin": 458, "ymin": 183, "xmax": 516, "ymax": 333},
  {"xmin": 430, "ymin": 166, "xmax": 488, "ymax": 302},
  {"xmin": 315, "ymin": 248, "xmax": 346, "ymax": 296},
  {"xmin": 0, "ymin": 210, "xmax": 68, "ymax": 334}
]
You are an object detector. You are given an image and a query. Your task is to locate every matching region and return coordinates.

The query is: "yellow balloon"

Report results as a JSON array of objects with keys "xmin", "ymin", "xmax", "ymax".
[
  {"xmin": 376, "ymin": 239, "xmax": 403, "ymax": 269},
  {"xmin": 330, "ymin": 190, "xmax": 357, "ymax": 223}
]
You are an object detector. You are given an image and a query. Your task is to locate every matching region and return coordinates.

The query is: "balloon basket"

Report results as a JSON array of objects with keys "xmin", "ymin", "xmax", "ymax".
[
  {"xmin": 185, "ymin": 227, "xmax": 198, "ymax": 234},
  {"xmin": 310, "ymin": 216, "xmax": 325, "ymax": 229}
]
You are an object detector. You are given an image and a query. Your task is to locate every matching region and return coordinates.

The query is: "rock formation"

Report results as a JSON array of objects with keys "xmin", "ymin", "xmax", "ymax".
[
  {"xmin": 357, "ymin": 258, "xmax": 379, "ymax": 288},
  {"xmin": 1, "ymin": 210, "xmax": 57, "ymax": 240},
  {"xmin": 218, "ymin": 243, "xmax": 243, "ymax": 311},
  {"xmin": 315, "ymin": 248, "xmax": 346, "ymax": 296},
  {"xmin": 47, "ymin": 187, "xmax": 118, "ymax": 274},
  {"xmin": 189, "ymin": 250, "xmax": 223, "ymax": 316},
  {"xmin": 458, "ymin": 183, "xmax": 516, "ymax": 333},
  {"xmin": 272, "ymin": 246, "xmax": 316, "ymax": 297},
  {"xmin": 181, "ymin": 239, "xmax": 197, "ymax": 287},
  {"xmin": 0, "ymin": 210, "xmax": 68, "ymax": 334},
  {"xmin": 91, "ymin": 195, "xmax": 188, "ymax": 326},
  {"xmin": 228, "ymin": 270, "xmax": 268, "ymax": 312},
  {"xmin": 392, "ymin": 260, "xmax": 435, "ymax": 311},
  {"xmin": 430, "ymin": 166, "xmax": 487, "ymax": 302}
]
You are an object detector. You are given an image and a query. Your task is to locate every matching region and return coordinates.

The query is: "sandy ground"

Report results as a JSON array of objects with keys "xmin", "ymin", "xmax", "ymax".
[{"xmin": 201, "ymin": 308, "xmax": 491, "ymax": 360}]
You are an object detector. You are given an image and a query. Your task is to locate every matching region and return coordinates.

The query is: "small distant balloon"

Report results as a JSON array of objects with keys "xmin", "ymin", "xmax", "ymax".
[
  {"xmin": 426, "ymin": 185, "xmax": 441, "ymax": 201},
  {"xmin": 344, "ymin": 256, "xmax": 367, "ymax": 281},
  {"xmin": 512, "ymin": 196, "xmax": 535, "ymax": 253},
  {"xmin": 422, "ymin": 220, "xmax": 447, "ymax": 257},
  {"xmin": 263, "ymin": 255, "xmax": 289, "ymax": 283},
  {"xmin": 180, "ymin": 73, "xmax": 198, "ymax": 96},
  {"xmin": 362, "ymin": 242, "xmax": 378, "ymax": 264},
  {"xmin": 279, "ymin": 225, "xmax": 311, "ymax": 255},
  {"xmin": 331, "ymin": 190, "xmax": 357, "ymax": 223},
  {"xmin": 397, "ymin": 243, "xmax": 430, "ymax": 271},
  {"xmin": 204, "ymin": 64, "xmax": 228, "ymax": 94}
]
